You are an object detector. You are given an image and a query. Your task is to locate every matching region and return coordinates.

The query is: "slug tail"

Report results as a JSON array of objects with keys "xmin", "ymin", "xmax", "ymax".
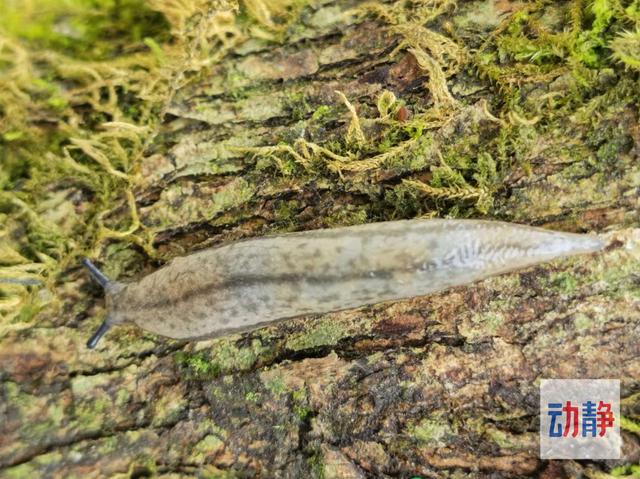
[
  {"xmin": 582, "ymin": 236, "xmax": 606, "ymax": 253},
  {"xmin": 559, "ymin": 233, "xmax": 606, "ymax": 256},
  {"xmin": 87, "ymin": 319, "xmax": 112, "ymax": 349}
]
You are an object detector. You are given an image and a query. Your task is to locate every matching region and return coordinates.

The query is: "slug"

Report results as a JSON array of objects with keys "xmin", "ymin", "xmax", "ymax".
[{"xmin": 83, "ymin": 219, "xmax": 605, "ymax": 348}]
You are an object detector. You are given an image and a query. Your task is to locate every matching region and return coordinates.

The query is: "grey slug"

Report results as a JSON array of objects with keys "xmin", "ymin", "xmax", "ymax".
[{"xmin": 83, "ymin": 219, "xmax": 605, "ymax": 348}]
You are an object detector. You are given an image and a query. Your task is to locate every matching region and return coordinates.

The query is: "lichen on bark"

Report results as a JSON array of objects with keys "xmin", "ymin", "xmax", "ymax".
[{"xmin": 1, "ymin": 0, "xmax": 640, "ymax": 477}]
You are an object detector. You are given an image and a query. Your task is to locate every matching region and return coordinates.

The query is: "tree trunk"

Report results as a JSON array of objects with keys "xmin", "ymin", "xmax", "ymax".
[{"xmin": 2, "ymin": 0, "xmax": 639, "ymax": 478}]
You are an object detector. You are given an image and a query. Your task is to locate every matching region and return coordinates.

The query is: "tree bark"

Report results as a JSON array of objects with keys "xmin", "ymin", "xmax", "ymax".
[{"xmin": 2, "ymin": 1, "xmax": 639, "ymax": 478}]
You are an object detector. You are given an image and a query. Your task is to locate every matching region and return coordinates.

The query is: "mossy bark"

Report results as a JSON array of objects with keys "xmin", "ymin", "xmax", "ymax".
[{"xmin": 1, "ymin": 1, "xmax": 640, "ymax": 478}]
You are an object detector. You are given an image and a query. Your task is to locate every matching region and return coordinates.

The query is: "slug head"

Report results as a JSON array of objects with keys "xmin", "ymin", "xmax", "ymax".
[{"xmin": 82, "ymin": 259, "xmax": 125, "ymax": 349}]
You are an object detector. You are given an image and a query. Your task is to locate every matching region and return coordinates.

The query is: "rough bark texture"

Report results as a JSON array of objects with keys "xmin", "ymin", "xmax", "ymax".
[{"xmin": 1, "ymin": 0, "xmax": 640, "ymax": 478}]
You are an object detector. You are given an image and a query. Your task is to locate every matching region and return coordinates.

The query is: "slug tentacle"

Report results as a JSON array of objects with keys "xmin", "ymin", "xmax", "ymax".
[
  {"xmin": 83, "ymin": 220, "xmax": 605, "ymax": 348},
  {"xmin": 82, "ymin": 258, "xmax": 111, "ymax": 289},
  {"xmin": 86, "ymin": 318, "xmax": 112, "ymax": 349},
  {"xmin": 82, "ymin": 258, "xmax": 125, "ymax": 348}
]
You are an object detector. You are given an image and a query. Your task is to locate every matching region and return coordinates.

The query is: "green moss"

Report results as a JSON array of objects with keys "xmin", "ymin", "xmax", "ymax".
[
  {"xmin": 191, "ymin": 434, "xmax": 225, "ymax": 463},
  {"xmin": 0, "ymin": 0, "xmax": 179, "ymax": 322},
  {"xmin": 479, "ymin": 312, "xmax": 504, "ymax": 333},
  {"xmin": 611, "ymin": 464, "xmax": 640, "ymax": 477},
  {"xmin": 285, "ymin": 91, "xmax": 312, "ymax": 121},
  {"xmin": 292, "ymin": 388, "xmax": 312, "ymax": 421},
  {"xmin": 245, "ymin": 391, "xmax": 262, "ymax": 402},
  {"xmin": 264, "ymin": 374, "xmax": 288, "ymax": 397},
  {"xmin": 475, "ymin": 0, "xmax": 640, "ymax": 99},
  {"xmin": 13, "ymin": 298, "xmax": 43, "ymax": 324},
  {"xmin": 207, "ymin": 178, "xmax": 256, "ymax": 218},
  {"xmin": 2, "ymin": 131, "xmax": 24, "ymax": 142},
  {"xmin": 307, "ymin": 448, "xmax": 326, "ymax": 479},
  {"xmin": 286, "ymin": 319, "xmax": 347, "ymax": 351},
  {"xmin": 4, "ymin": 460, "xmax": 40, "ymax": 478},
  {"xmin": 485, "ymin": 427, "xmax": 519, "ymax": 450},
  {"xmin": 620, "ymin": 415, "xmax": 640, "ymax": 434},
  {"xmin": 213, "ymin": 338, "xmax": 270, "ymax": 372},
  {"xmin": 324, "ymin": 206, "xmax": 368, "ymax": 227},
  {"xmin": 70, "ymin": 397, "xmax": 109, "ymax": 432},
  {"xmin": 0, "ymin": 0, "xmax": 170, "ymax": 60},
  {"xmin": 151, "ymin": 391, "xmax": 187, "ymax": 427},
  {"xmin": 583, "ymin": 246, "xmax": 640, "ymax": 300},
  {"xmin": 115, "ymin": 389, "xmax": 131, "ymax": 407},
  {"xmin": 312, "ymin": 105, "xmax": 333, "ymax": 121},
  {"xmin": 102, "ymin": 242, "xmax": 145, "ymax": 280},
  {"xmin": 175, "ymin": 337, "xmax": 270, "ymax": 379},
  {"xmin": 201, "ymin": 467, "xmax": 240, "ymax": 479},
  {"xmin": 71, "ymin": 373, "xmax": 115, "ymax": 396},
  {"xmin": 379, "ymin": 131, "xmax": 432, "ymax": 173},
  {"xmin": 2, "ymin": 382, "xmax": 69, "ymax": 443},
  {"xmin": 611, "ymin": 29, "xmax": 640, "ymax": 69},
  {"xmin": 274, "ymin": 199, "xmax": 303, "ymax": 226},
  {"xmin": 411, "ymin": 417, "xmax": 456, "ymax": 446},
  {"xmin": 549, "ymin": 271, "xmax": 579, "ymax": 295},
  {"xmin": 382, "ymin": 182, "xmax": 424, "ymax": 219},
  {"xmin": 125, "ymin": 455, "xmax": 157, "ymax": 479},
  {"xmin": 175, "ymin": 351, "xmax": 222, "ymax": 378}
]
